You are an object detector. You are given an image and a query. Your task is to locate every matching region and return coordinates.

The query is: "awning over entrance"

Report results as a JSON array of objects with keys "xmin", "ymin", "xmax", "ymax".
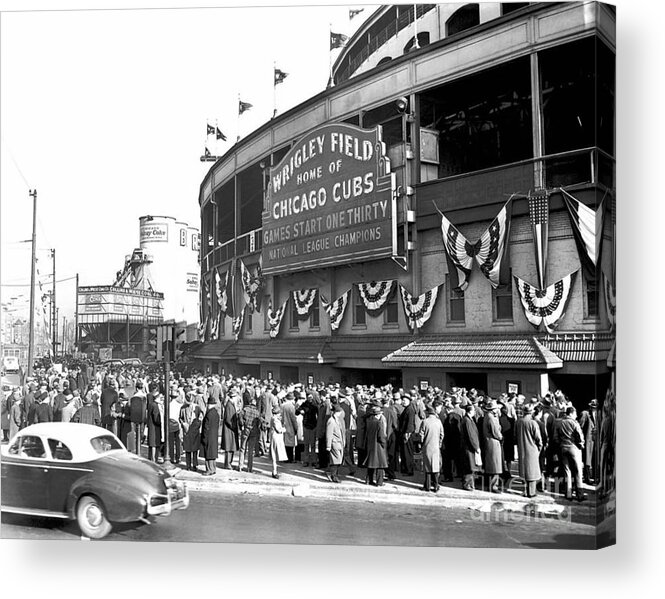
[
  {"xmin": 247, "ymin": 338, "xmax": 336, "ymax": 364},
  {"xmin": 381, "ymin": 334, "xmax": 563, "ymax": 370},
  {"xmin": 189, "ymin": 340, "xmax": 235, "ymax": 359},
  {"xmin": 536, "ymin": 332, "xmax": 615, "ymax": 362}
]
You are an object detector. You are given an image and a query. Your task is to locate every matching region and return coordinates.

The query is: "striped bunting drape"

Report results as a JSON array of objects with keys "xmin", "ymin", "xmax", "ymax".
[
  {"xmin": 292, "ymin": 288, "xmax": 318, "ymax": 318},
  {"xmin": 399, "ymin": 284, "xmax": 440, "ymax": 330},
  {"xmin": 357, "ymin": 280, "xmax": 394, "ymax": 311},
  {"xmin": 239, "ymin": 258, "xmax": 263, "ymax": 313},
  {"xmin": 321, "ymin": 290, "xmax": 350, "ymax": 330},
  {"xmin": 232, "ymin": 305, "xmax": 245, "ymax": 341},
  {"xmin": 603, "ymin": 271, "xmax": 615, "ymax": 330},
  {"xmin": 561, "ymin": 188, "xmax": 606, "ymax": 278},
  {"xmin": 514, "ymin": 271, "xmax": 577, "ymax": 334},
  {"xmin": 268, "ymin": 299, "xmax": 289, "ymax": 338}
]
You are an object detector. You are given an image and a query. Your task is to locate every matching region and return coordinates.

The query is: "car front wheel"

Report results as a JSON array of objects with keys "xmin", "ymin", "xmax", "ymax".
[{"xmin": 76, "ymin": 495, "xmax": 113, "ymax": 539}]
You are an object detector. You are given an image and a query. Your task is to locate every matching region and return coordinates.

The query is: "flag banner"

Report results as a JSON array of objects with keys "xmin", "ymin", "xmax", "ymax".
[
  {"xmin": 210, "ymin": 311, "xmax": 221, "ymax": 341},
  {"xmin": 268, "ymin": 299, "xmax": 288, "ymax": 338},
  {"xmin": 274, "ymin": 67, "xmax": 288, "ymax": 86},
  {"xmin": 357, "ymin": 280, "xmax": 394, "ymax": 312},
  {"xmin": 321, "ymin": 290, "xmax": 350, "ymax": 330},
  {"xmin": 528, "ymin": 190, "xmax": 550, "ymax": 289},
  {"xmin": 197, "ymin": 317, "xmax": 207, "ymax": 341},
  {"xmin": 239, "ymin": 259, "xmax": 263, "ymax": 313},
  {"xmin": 207, "ymin": 123, "xmax": 215, "ymax": 136},
  {"xmin": 349, "ymin": 8, "xmax": 364, "ymax": 19},
  {"xmin": 205, "ymin": 146, "xmax": 212, "ymax": 157},
  {"xmin": 238, "ymin": 100, "xmax": 253, "ymax": 115},
  {"xmin": 215, "ymin": 268, "xmax": 233, "ymax": 316},
  {"xmin": 399, "ymin": 284, "xmax": 440, "ymax": 330},
  {"xmin": 330, "ymin": 31, "xmax": 349, "ymax": 50},
  {"xmin": 561, "ymin": 188, "xmax": 606, "ymax": 278},
  {"xmin": 216, "ymin": 127, "xmax": 227, "ymax": 141},
  {"xmin": 514, "ymin": 271, "xmax": 577, "ymax": 334},
  {"xmin": 439, "ymin": 211, "xmax": 474, "ymax": 291},
  {"xmin": 232, "ymin": 305, "xmax": 245, "ymax": 341},
  {"xmin": 292, "ymin": 288, "xmax": 318, "ymax": 318},
  {"xmin": 603, "ymin": 270, "xmax": 615, "ymax": 330}
]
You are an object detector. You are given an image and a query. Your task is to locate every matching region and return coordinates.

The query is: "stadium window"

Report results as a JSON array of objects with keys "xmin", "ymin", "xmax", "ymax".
[
  {"xmin": 353, "ymin": 286, "xmax": 367, "ymax": 326},
  {"xmin": 501, "ymin": 3, "xmax": 530, "ymax": 15},
  {"xmin": 245, "ymin": 309, "xmax": 253, "ymax": 333},
  {"xmin": 290, "ymin": 298, "xmax": 300, "ymax": 330},
  {"xmin": 403, "ymin": 32, "xmax": 430, "ymax": 54},
  {"xmin": 384, "ymin": 289, "xmax": 399, "ymax": 325},
  {"xmin": 584, "ymin": 273, "xmax": 599, "ymax": 319},
  {"xmin": 447, "ymin": 275, "xmax": 465, "ymax": 323},
  {"xmin": 492, "ymin": 275, "xmax": 514, "ymax": 322},
  {"xmin": 310, "ymin": 291, "xmax": 320, "ymax": 329},
  {"xmin": 445, "ymin": 4, "xmax": 480, "ymax": 37},
  {"xmin": 264, "ymin": 295, "xmax": 271, "ymax": 331}
]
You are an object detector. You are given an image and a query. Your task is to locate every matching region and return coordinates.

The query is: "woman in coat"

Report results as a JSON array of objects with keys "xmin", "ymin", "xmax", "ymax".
[
  {"xmin": 147, "ymin": 393, "xmax": 164, "ymax": 463},
  {"xmin": 220, "ymin": 395, "xmax": 239, "ymax": 469},
  {"xmin": 482, "ymin": 400, "xmax": 504, "ymax": 493},
  {"xmin": 200, "ymin": 398, "xmax": 220, "ymax": 475},
  {"xmin": 180, "ymin": 393, "xmax": 203, "ymax": 472},
  {"xmin": 419, "ymin": 405, "xmax": 444, "ymax": 492},
  {"xmin": 363, "ymin": 403, "xmax": 388, "ymax": 486},
  {"xmin": 269, "ymin": 405, "xmax": 287, "ymax": 479},
  {"xmin": 325, "ymin": 401, "xmax": 346, "ymax": 483},
  {"xmin": 515, "ymin": 404, "xmax": 543, "ymax": 497}
]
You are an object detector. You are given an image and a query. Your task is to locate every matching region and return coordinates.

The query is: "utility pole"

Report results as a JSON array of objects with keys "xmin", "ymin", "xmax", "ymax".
[
  {"xmin": 51, "ymin": 249, "xmax": 57, "ymax": 357},
  {"xmin": 27, "ymin": 189, "xmax": 38, "ymax": 378},
  {"xmin": 62, "ymin": 316, "xmax": 67, "ymax": 355},
  {"xmin": 55, "ymin": 307, "xmax": 59, "ymax": 360},
  {"xmin": 75, "ymin": 273, "xmax": 79, "ymax": 351}
]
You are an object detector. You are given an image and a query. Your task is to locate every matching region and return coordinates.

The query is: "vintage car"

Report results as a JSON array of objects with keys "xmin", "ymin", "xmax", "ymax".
[{"xmin": 0, "ymin": 423, "xmax": 189, "ymax": 539}]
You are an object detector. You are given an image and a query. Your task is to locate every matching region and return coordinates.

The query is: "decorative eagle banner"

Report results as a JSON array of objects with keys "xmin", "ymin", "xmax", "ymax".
[
  {"xmin": 437, "ymin": 199, "xmax": 513, "ymax": 291},
  {"xmin": 239, "ymin": 258, "xmax": 263, "ymax": 313},
  {"xmin": 528, "ymin": 190, "xmax": 550, "ymax": 290},
  {"xmin": 561, "ymin": 188, "xmax": 606, "ymax": 279},
  {"xmin": 232, "ymin": 305, "xmax": 245, "ymax": 341},
  {"xmin": 603, "ymin": 270, "xmax": 616, "ymax": 330},
  {"xmin": 215, "ymin": 268, "xmax": 234, "ymax": 317},
  {"xmin": 399, "ymin": 284, "xmax": 440, "ymax": 330},
  {"xmin": 268, "ymin": 299, "xmax": 289, "ymax": 338},
  {"xmin": 514, "ymin": 271, "xmax": 577, "ymax": 334},
  {"xmin": 321, "ymin": 290, "xmax": 350, "ymax": 331},
  {"xmin": 292, "ymin": 289, "xmax": 318, "ymax": 318},
  {"xmin": 357, "ymin": 280, "xmax": 395, "ymax": 311}
]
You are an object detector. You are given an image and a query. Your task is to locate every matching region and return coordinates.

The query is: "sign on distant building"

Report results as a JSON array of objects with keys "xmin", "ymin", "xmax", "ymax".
[
  {"xmin": 262, "ymin": 123, "xmax": 396, "ymax": 275},
  {"xmin": 140, "ymin": 222, "xmax": 169, "ymax": 243}
]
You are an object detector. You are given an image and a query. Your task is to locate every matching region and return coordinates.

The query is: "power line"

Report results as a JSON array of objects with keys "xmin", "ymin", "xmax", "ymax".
[{"xmin": 1, "ymin": 275, "xmax": 77, "ymax": 287}]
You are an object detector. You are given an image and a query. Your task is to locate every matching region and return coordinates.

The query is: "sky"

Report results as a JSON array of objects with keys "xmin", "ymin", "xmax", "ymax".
[{"xmin": 0, "ymin": 0, "xmax": 374, "ymax": 324}]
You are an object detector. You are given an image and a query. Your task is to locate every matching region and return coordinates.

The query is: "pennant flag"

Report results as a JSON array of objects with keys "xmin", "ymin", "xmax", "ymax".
[
  {"xmin": 232, "ymin": 305, "xmax": 245, "ymax": 341},
  {"xmin": 561, "ymin": 188, "xmax": 606, "ymax": 279},
  {"xmin": 399, "ymin": 284, "xmax": 440, "ymax": 330},
  {"xmin": 603, "ymin": 270, "xmax": 615, "ymax": 330},
  {"xmin": 206, "ymin": 123, "xmax": 215, "ymax": 136},
  {"xmin": 239, "ymin": 259, "xmax": 263, "ymax": 313},
  {"xmin": 349, "ymin": 8, "xmax": 364, "ymax": 19},
  {"xmin": 292, "ymin": 288, "xmax": 318, "ymax": 318},
  {"xmin": 268, "ymin": 299, "xmax": 289, "ymax": 338},
  {"xmin": 357, "ymin": 280, "xmax": 394, "ymax": 312},
  {"xmin": 204, "ymin": 146, "xmax": 212, "ymax": 158},
  {"xmin": 330, "ymin": 31, "xmax": 349, "ymax": 50},
  {"xmin": 514, "ymin": 271, "xmax": 577, "ymax": 334},
  {"xmin": 274, "ymin": 67, "xmax": 289, "ymax": 86},
  {"xmin": 528, "ymin": 190, "xmax": 550, "ymax": 289},
  {"xmin": 216, "ymin": 127, "xmax": 227, "ymax": 141},
  {"xmin": 238, "ymin": 100, "xmax": 253, "ymax": 115},
  {"xmin": 321, "ymin": 290, "xmax": 350, "ymax": 331}
]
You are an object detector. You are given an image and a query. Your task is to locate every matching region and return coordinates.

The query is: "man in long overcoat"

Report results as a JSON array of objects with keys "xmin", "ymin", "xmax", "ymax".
[
  {"xmin": 364, "ymin": 403, "xmax": 388, "ymax": 486},
  {"xmin": 325, "ymin": 399, "xmax": 346, "ymax": 483},
  {"xmin": 281, "ymin": 392, "xmax": 298, "ymax": 463},
  {"xmin": 460, "ymin": 404, "xmax": 481, "ymax": 491},
  {"xmin": 482, "ymin": 400, "xmax": 504, "ymax": 493},
  {"xmin": 220, "ymin": 393, "xmax": 239, "ymax": 469},
  {"xmin": 200, "ymin": 397, "xmax": 220, "ymax": 475},
  {"xmin": 382, "ymin": 397, "xmax": 399, "ymax": 480},
  {"xmin": 398, "ymin": 395, "xmax": 418, "ymax": 476},
  {"xmin": 515, "ymin": 404, "xmax": 543, "ymax": 497},
  {"xmin": 316, "ymin": 391, "xmax": 331, "ymax": 470},
  {"xmin": 578, "ymin": 399, "xmax": 598, "ymax": 483},
  {"xmin": 441, "ymin": 397, "xmax": 463, "ymax": 482},
  {"xmin": 180, "ymin": 394, "xmax": 203, "ymax": 472},
  {"xmin": 419, "ymin": 404, "xmax": 444, "ymax": 492}
]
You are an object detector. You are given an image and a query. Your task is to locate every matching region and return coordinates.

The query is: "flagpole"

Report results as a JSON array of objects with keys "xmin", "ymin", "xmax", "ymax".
[
  {"xmin": 328, "ymin": 23, "xmax": 333, "ymax": 88},
  {"xmin": 273, "ymin": 61, "xmax": 277, "ymax": 119},
  {"xmin": 237, "ymin": 92, "xmax": 240, "ymax": 143}
]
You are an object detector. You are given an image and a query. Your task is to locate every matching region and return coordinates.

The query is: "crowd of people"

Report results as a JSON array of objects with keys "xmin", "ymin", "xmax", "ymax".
[{"xmin": 0, "ymin": 361, "xmax": 616, "ymax": 502}]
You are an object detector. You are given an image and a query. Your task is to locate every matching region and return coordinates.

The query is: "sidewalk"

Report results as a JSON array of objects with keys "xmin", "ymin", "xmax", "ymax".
[{"xmin": 160, "ymin": 451, "xmax": 598, "ymax": 517}]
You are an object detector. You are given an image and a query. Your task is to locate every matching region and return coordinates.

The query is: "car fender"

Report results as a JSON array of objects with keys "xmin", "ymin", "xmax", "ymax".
[{"xmin": 67, "ymin": 473, "xmax": 147, "ymax": 523}]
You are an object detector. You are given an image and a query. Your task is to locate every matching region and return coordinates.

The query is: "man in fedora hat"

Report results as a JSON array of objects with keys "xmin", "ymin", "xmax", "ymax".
[
  {"xmin": 553, "ymin": 406, "xmax": 587, "ymax": 501},
  {"xmin": 364, "ymin": 401, "xmax": 387, "ymax": 486},
  {"xmin": 200, "ymin": 396, "xmax": 220, "ymax": 476},
  {"xmin": 72, "ymin": 393, "xmax": 101, "ymax": 426},
  {"xmin": 482, "ymin": 399, "xmax": 504, "ymax": 493},
  {"xmin": 578, "ymin": 399, "xmax": 598, "ymax": 483}
]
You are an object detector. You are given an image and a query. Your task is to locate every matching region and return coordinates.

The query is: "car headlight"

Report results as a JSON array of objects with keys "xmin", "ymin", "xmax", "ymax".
[{"xmin": 165, "ymin": 477, "xmax": 178, "ymax": 489}]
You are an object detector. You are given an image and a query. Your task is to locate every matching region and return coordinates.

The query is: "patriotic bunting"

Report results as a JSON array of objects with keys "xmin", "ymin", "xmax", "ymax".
[
  {"xmin": 210, "ymin": 311, "xmax": 221, "ymax": 341},
  {"xmin": 357, "ymin": 280, "xmax": 394, "ymax": 312},
  {"xmin": 197, "ymin": 317, "xmax": 207, "ymax": 341},
  {"xmin": 514, "ymin": 271, "xmax": 577, "ymax": 334},
  {"xmin": 561, "ymin": 188, "xmax": 606, "ymax": 278},
  {"xmin": 292, "ymin": 288, "xmax": 318, "ymax": 318},
  {"xmin": 438, "ymin": 200, "xmax": 513, "ymax": 291},
  {"xmin": 528, "ymin": 190, "xmax": 550, "ymax": 290},
  {"xmin": 239, "ymin": 258, "xmax": 263, "ymax": 313},
  {"xmin": 321, "ymin": 290, "xmax": 350, "ymax": 331},
  {"xmin": 268, "ymin": 299, "xmax": 289, "ymax": 338},
  {"xmin": 215, "ymin": 267, "xmax": 234, "ymax": 317},
  {"xmin": 399, "ymin": 285, "xmax": 440, "ymax": 330},
  {"xmin": 603, "ymin": 271, "xmax": 615, "ymax": 330},
  {"xmin": 232, "ymin": 305, "xmax": 245, "ymax": 341}
]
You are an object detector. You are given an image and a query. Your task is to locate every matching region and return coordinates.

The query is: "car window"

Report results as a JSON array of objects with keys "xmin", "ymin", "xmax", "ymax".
[
  {"xmin": 20, "ymin": 436, "xmax": 46, "ymax": 459},
  {"xmin": 90, "ymin": 434, "xmax": 123, "ymax": 454},
  {"xmin": 8, "ymin": 439, "xmax": 20, "ymax": 455},
  {"xmin": 48, "ymin": 438, "xmax": 73, "ymax": 461}
]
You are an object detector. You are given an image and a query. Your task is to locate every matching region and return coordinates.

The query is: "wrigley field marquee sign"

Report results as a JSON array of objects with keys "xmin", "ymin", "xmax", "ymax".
[{"xmin": 261, "ymin": 123, "xmax": 396, "ymax": 275}]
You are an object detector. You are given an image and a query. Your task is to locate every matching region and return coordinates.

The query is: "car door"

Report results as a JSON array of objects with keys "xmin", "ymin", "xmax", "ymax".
[
  {"xmin": 44, "ymin": 437, "xmax": 93, "ymax": 514},
  {"xmin": 1, "ymin": 434, "xmax": 51, "ymax": 512}
]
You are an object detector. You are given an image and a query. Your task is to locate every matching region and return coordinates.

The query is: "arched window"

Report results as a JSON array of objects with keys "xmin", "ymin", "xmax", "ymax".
[
  {"xmin": 501, "ymin": 3, "xmax": 530, "ymax": 16},
  {"xmin": 403, "ymin": 32, "xmax": 430, "ymax": 54},
  {"xmin": 377, "ymin": 56, "xmax": 393, "ymax": 67},
  {"xmin": 446, "ymin": 4, "xmax": 480, "ymax": 37}
]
